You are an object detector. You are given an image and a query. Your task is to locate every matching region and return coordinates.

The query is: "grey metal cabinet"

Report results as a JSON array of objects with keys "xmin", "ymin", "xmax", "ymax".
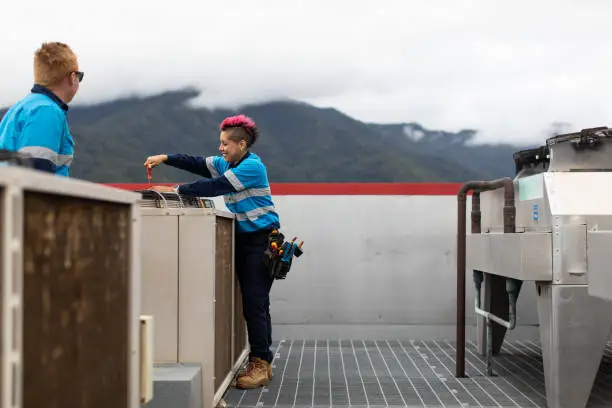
[
  {"xmin": 138, "ymin": 192, "xmax": 248, "ymax": 408},
  {"xmin": 0, "ymin": 166, "xmax": 143, "ymax": 408}
]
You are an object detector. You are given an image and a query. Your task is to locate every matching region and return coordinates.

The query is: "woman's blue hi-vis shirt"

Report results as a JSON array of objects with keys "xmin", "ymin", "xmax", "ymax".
[
  {"xmin": 0, "ymin": 85, "xmax": 74, "ymax": 176},
  {"xmin": 166, "ymin": 151, "xmax": 281, "ymax": 233}
]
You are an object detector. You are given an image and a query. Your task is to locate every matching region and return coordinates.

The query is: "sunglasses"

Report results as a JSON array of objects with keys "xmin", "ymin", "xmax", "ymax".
[{"xmin": 67, "ymin": 71, "xmax": 84, "ymax": 82}]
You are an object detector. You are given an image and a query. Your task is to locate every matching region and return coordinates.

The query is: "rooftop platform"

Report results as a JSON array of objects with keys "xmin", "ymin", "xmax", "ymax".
[
  {"xmin": 106, "ymin": 180, "xmax": 612, "ymax": 408},
  {"xmin": 224, "ymin": 339, "xmax": 612, "ymax": 408}
]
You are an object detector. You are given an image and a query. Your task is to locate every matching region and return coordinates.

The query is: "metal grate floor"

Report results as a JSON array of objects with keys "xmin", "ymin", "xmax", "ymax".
[{"xmin": 223, "ymin": 339, "xmax": 612, "ymax": 408}]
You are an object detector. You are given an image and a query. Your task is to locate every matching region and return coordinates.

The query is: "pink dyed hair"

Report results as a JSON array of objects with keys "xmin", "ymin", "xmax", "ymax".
[{"xmin": 219, "ymin": 114, "xmax": 259, "ymax": 147}]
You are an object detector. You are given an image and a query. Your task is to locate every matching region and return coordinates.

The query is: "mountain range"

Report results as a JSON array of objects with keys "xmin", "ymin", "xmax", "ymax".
[{"xmin": 1, "ymin": 88, "xmax": 537, "ymax": 183}]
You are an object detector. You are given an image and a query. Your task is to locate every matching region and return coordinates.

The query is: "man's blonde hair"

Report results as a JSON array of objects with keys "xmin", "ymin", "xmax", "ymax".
[{"xmin": 33, "ymin": 42, "xmax": 78, "ymax": 87}]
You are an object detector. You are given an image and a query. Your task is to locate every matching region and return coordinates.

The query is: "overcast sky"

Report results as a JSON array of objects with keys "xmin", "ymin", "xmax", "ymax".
[{"xmin": 2, "ymin": 0, "xmax": 611, "ymax": 144}]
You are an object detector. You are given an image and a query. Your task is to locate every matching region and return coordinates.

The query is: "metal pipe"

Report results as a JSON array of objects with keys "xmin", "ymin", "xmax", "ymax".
[
  {"xmin": 473, "ymin": 273, "xmax": 483, "ymax": 309},
  {"xmin": 471, "ymin": 191, "xmax": 482, "ymax": 234},
  {"xmin": 471, "ymin": 184, "xmax": 519, "ymax": 376},
  {"xmin": 474, "ymin": 278, "xmax": 516, "ymax": 376},
  {"xmin": 473, "ymin": 280, "xmax": 519, "ymax": 376},
  {"xmin": 456, "ymin": 178, "xmax": 515, "ymax": 378},
  {"xmin": 474, "ymin": 307, "xmax": 512, "ymax": 329},
  {"xmin": 472, "ymin": 192, "xmax": 483, "ymax": 309},
  {"xmin": 486, "ymin": 319, "xmax": 493, "ymax": 376},
  {"xmin": 505, "ymin": 278, "xmax": 523, "ymax": 330}
]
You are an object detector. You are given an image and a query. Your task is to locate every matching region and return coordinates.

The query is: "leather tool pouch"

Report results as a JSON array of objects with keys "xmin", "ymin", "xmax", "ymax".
[
  {"xmin": 263, "ymin": 229, "xmax": 305, "ymax": 280},
  {"xmin": 264, "ymin": 230, "xmax": 287, "ymax": 279}
]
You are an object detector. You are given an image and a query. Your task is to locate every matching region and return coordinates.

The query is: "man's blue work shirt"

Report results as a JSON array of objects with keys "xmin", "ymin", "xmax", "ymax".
[{"xmin": 0, "ymin": 85, "xmax": 74, "ymax": 176}]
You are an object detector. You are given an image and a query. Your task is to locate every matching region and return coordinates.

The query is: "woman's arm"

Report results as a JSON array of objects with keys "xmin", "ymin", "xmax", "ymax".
[
  {"xmin": 176, "ymin": 175, "xmax": 237, "ymax": 197},
  {"xmin": 144, "ymin": 154, "xmax": 219, "ymax": 178},
  {"xmin": 164, "ymin": 154, "xmax": 214, "ymax": 178}
]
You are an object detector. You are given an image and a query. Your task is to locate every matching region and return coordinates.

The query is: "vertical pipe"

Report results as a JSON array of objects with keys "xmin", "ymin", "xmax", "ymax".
[
  {"xmin": 506, "ymin": 278, "xmax": 523, "ymax": 329},
  {"xmin": 486, "ymin": 319, "xmax": 493, "ymax": 376},
  {"xmin": 472, "ymin": 192, "xmax": 483, "ymax": 308},
  {"xmin": 456, "ymin": 190, "xmax": 468, "ymax": 377},
  {"xmin": 503, "ymin": 186, "xmax": 516, "ymax": 234},
  {"xmin": 471, "ymin": 192, "xmax": 482, "ymax": 234},
  {"xmin": 456, "ymin": 178, "xmax": 515, "ymax": 378},
  {"xmin": 503, "ymin": 181, "xmax": 518, "ymax": 329}
]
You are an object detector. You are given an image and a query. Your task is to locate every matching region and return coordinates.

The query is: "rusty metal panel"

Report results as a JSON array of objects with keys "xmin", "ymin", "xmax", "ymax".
[
  {"xmin": 214, "ymin": 216, "xmax": 233, "ymax": 392},
  {"xmin": 22, "ymin": 192, "xmax": 131, "ymax": 408},
  {"xmin": 233, "ymin": 276, "xmax": 247, "ymax": 363}
]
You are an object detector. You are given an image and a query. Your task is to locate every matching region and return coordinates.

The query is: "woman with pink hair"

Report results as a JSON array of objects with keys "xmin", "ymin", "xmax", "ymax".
[{"xmin": 144, "ymin": 114, "xmax": 280, "ymax": 389}]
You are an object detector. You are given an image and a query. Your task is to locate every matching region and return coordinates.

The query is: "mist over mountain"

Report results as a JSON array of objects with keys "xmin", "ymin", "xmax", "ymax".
[{"xmin": 1, "ymin": 89, "xmax": 538, "ymax": 183}]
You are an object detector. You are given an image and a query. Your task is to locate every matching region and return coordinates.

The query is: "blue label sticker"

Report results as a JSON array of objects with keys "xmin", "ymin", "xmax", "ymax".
[{"xmin": 532, "ymin": 204, "xmax": 539, "ymax": 221}]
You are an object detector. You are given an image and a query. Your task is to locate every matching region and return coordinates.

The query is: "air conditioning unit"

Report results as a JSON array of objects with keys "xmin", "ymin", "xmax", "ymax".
[
  {"xmin": 137, "ymin": 190, "xmax": 248, "ymax": 408},
  {"xmin": 0, "ymin": 165, "xmax": 146, "ymax": 408}
]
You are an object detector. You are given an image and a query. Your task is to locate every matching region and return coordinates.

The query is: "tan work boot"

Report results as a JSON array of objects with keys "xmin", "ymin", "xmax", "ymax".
[
  {"xmin": 235, "ymin": 358, "xmax": 270, "ymax": 389},
  {"xmin": 238, "ymin": 357, "xmax": 273, "ymax": 379}
]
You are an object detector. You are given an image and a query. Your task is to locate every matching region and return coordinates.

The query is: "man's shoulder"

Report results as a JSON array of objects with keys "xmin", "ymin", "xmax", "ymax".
[
  {"xmin": 1, "ymin": 94, "xmax": 61, "ymax": 126},
  {"xmin": 22, "ymin": 94, "xmax": 64, "ymax": 115}
]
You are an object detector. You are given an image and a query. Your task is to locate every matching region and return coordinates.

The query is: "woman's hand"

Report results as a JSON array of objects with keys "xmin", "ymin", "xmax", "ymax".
[{"xmin": 144, "ymin": 154, "xmax": 168, "ymax": 168}]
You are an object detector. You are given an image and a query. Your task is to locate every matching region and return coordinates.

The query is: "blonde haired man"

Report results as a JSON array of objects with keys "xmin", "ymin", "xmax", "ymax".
[{"xmin": 0, "ymin": 42, "xmax": 83, "ymax": 175}]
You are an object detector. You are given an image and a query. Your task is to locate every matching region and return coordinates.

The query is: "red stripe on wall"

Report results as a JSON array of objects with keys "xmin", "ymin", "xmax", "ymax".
[
  {"xmin": 104, "ymin": 182, "xmax": 470, "ymax": 196},
  {"xmin": 271, "ymin": 183, "xmax": 465, "ymax": 195}
]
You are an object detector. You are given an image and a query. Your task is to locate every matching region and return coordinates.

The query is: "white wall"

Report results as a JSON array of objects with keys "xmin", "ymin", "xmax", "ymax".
[{"xmin": 213, "ymin": 194, "xmax": 540, "ymax": 340}]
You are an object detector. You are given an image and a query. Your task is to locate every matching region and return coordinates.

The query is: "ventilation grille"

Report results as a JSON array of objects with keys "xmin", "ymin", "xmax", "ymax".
[{"xmin": 135, "ymin": 190, "xmax": 214, "ymax": 209}]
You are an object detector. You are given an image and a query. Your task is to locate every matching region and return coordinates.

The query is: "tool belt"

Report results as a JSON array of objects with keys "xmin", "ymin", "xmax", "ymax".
[{"xmin": 263, "ymin": 229, "xmax": 304, "ymax": 280}]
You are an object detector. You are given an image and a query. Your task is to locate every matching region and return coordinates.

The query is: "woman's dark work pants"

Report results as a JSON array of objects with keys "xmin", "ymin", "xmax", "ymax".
[{"xmin": 235, "ymin": 230, "xmax": 274, "ymax": 363}]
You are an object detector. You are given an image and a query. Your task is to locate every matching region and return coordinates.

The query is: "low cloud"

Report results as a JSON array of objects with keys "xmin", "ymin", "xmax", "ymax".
[{"xmin": 2, "ymin": 0, "xmax": 611, "ymax": 145}]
